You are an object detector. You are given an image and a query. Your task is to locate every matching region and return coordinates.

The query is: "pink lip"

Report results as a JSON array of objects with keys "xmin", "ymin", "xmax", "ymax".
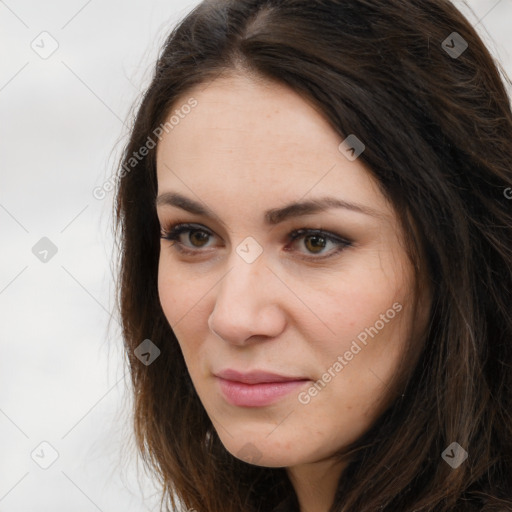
[{"xmin": 215, "ymin": 369, "xmax": 310, "ymax": 407}]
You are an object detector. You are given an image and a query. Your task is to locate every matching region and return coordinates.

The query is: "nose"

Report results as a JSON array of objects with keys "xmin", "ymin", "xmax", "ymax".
[{"xmin": 208, "ymin": 256, "xmax": 287, "ymax": 346}]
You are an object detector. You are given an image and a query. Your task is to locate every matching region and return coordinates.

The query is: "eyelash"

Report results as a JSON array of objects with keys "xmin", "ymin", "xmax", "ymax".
[{"xmin": 159, "ymin": 222, "xmax": 352, "ymax": 261}]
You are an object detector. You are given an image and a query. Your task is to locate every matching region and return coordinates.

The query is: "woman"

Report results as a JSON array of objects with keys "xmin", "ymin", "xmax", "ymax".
[{"xmin": 113, "ymin": 0, "xmax": 512, "ymax": 510}]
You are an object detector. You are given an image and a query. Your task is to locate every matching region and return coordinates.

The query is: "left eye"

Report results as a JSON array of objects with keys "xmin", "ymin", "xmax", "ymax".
[
  {"xmin": 287, "ymin": 228, "xmax": 351, "ymax": 257},
  {"xmin": 160, "ymin": 223, "xmax": 352, "ymax": 259}
]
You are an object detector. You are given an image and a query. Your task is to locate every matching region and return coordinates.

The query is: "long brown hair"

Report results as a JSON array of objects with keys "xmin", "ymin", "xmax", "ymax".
[{"xmin": 113, "ymin": 1, "xmax": 512, "ymax": 510}]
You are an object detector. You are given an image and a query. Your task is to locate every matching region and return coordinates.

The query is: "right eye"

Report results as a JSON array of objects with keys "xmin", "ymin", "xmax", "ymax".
[{"xmin": 160, "ymin": 222, "xmax": 219, "ymax": 255}]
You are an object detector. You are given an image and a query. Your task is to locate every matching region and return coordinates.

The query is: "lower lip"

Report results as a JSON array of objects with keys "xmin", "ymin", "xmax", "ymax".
[{"xmin": 217, "ymin": 377, "xmax": 309, "ymax": 407}]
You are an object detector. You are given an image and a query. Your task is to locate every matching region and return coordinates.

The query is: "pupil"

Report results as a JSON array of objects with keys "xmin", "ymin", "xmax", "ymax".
[
  {"xmin": 306, "ymin": 235, "xmax": 326, "ymax": 253},
  {"xmin": 190, "ymin": 230, "xmax": 209, "ymax": 246}
]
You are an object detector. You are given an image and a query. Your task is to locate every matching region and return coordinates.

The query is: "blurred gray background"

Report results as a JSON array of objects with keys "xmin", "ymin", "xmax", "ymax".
[{"xmin": 1, "ymin": 0, "xmax": 511, "ymax": 510}]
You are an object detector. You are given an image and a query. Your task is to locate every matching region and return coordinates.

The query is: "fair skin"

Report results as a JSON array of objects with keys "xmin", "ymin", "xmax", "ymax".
[{"xmin": 156, "ymin": 72, "xmax": 430, "ymax": 512}]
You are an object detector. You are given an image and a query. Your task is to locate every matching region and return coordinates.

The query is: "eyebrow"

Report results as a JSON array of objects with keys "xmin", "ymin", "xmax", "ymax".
[{"xmin": 155, "ymin": 192, "xmax": 381, "ymax": 225}]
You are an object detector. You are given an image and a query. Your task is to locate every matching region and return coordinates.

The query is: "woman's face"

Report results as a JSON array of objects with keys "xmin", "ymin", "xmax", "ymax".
[{"xmin": 156, "ymin": 73, "xmax": 429, "ymax": 469}]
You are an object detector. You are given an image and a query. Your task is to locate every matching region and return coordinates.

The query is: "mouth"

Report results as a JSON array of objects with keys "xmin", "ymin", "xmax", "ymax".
[{"xmin": 215, "ymin": 369, "xmax": 310, "ymax": 407}]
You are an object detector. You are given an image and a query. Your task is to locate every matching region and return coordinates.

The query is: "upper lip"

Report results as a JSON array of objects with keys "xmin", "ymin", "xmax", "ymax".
[{"xmin": 215, "ymin": 369, "xmax": 308, "ymax": 384}]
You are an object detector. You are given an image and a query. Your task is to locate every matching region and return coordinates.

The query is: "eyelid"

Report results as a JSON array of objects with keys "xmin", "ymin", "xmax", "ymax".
[
  {"xmin": 287, "ymin": 227, "xmax": 351, "ymax": 246},
  {"xmin": 160, "ymin": 222, "xmax": 216, "ymax": 250},
  {"xmin": 160, "ymin": 221, "xmax": 352, "ymax": 260}
]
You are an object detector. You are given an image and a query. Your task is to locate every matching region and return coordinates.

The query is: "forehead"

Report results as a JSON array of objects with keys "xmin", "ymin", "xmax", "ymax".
[
  {"xmin": 155, "ymin": 73, "xmax": 387, "ymax": 215},
  {"xmin": 158, "ymin": 74, "xmax": 338, "ymax": 163}
]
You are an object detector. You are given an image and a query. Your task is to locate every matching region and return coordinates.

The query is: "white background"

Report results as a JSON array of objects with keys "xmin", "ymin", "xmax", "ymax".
[{"xmin": 1, "ymin": 1, "xmax": 511, "ymax": 510}]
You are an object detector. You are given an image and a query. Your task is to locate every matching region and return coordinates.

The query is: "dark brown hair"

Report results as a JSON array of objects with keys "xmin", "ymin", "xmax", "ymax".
[{"xmin": 113, "ymin": 1, "xmax": 512, "ymax": 510}]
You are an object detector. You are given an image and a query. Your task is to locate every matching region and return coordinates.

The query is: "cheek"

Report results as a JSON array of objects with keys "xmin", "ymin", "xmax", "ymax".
[
  {"xmin": 157, "ymin": 258, "xmax": 212, "ymax": 361},
  {"xmin": 157, "ymin": 254, "xmax": 204, "ymax": 319},
  {"xmin": 295, "ymin": 252, "xmax": 413, "ymax": 418},
  {"xmin": 157, "ymin": 260, "xmax": 197, "ymax": 343},
  {"xmin": 304, "ymin": 263, "xmax": 409, "ymax": 355},
  {"xmin": 157, "ymin": 264, "xmax": 180, "ymax": 323}
]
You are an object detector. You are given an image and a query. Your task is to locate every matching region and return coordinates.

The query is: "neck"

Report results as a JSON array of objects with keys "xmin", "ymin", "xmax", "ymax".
[{"xmin": 286, "ymin": 458, "xmax": 346, "ymax": 512}]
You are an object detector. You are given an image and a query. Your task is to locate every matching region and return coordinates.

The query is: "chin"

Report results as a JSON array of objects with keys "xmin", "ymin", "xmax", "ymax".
[{"xmin": 218, "ymin": 432, "xmax": 306, "ymax": 467}]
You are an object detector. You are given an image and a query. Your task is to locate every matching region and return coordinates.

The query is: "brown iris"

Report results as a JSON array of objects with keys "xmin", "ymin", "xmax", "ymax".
[
  {"xmin": 304, "ymin": 234, "xmax": 327, "ymax": 253},
  {"xmin": 189, "ymin": 230, "xmax": 210, "ymax": 247}
]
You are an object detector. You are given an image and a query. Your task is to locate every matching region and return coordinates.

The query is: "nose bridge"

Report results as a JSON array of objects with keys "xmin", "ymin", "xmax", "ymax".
[
  {"xmin": 208, "ymin": 248, "xmax": 284, "ymax": 343},
  {"xmin": 215, "ymin": 251, "xmax": 267, "ymax": 318}
]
